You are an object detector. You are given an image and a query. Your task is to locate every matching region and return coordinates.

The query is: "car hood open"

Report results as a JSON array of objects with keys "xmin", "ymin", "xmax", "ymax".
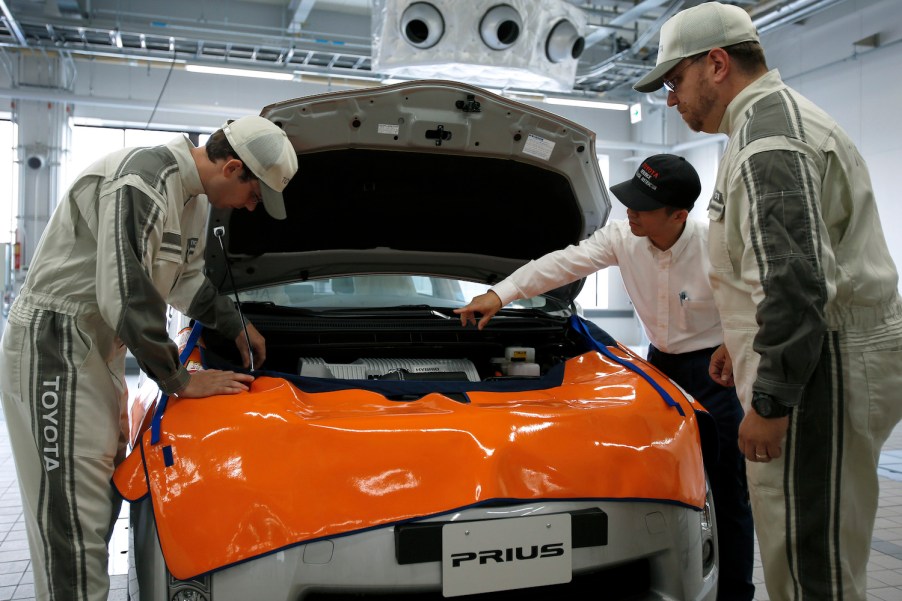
[{"xmin": 204, "ymin": 79, "xmax": 611, "ymax": 305}]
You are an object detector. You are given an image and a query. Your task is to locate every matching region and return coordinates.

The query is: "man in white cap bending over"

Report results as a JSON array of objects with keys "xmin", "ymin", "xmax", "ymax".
[
  {"xmin": 0, "ymin": 115, "xmax": 298, "ymax": 600},
  {"xmin": 632, "ymin": 3, "xmax": 902, "ymax": 600}
]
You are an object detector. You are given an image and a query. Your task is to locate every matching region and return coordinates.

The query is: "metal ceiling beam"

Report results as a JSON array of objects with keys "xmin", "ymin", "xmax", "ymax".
[
  {"xmin": 583, "ymin": 0, "xmax": 673, "ymax": 49},
  {"xmin": 577, "ymin": 1, "xmax": 684, "ymax": 83},
  {"xmin": 752, "ymin": 0, "xmax": 849, "ymax": 33},
  {"xmin": 0, "ymin": 0, "xmax": 26, "ymax": 46},
  {"xmin": 288, "ymin": 0, "xmax": 318, "ymax": 32}
]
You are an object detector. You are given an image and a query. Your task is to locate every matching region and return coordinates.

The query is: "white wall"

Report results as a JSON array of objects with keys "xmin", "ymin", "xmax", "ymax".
[{"xmin": 769, "ymin": 0, "xmax": 902, "ymax": 279}]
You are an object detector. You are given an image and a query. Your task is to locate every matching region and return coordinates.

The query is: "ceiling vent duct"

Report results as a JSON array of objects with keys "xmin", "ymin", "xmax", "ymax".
[
  {"xmin": 400, "ymin": 3, "xmax": 445, "ymax": 49},
  {"xmin": 480, "ymin": 5, "xmax": 522, "ymax": 51},
  {"xmin": 546, "ymin": 19, "xmax": 585, "ymax": 63},
  {"xmin": 373, "ymin": 0, "xmax": 586, "ymax": 92}
]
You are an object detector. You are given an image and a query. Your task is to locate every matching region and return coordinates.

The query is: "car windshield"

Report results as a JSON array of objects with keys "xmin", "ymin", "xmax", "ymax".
[{"xmin": 236, "ymin": 275, "xmax": 567, "ymax": 312}]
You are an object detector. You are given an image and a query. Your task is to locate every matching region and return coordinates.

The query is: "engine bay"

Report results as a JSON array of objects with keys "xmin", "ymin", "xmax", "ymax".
[{"xmin": 197, "ymin": 309, "xmax": 612, "ymax": 383}]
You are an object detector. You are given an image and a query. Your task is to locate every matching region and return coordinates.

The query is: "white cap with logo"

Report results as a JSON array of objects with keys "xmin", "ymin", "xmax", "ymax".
[
  {"xmin": 633, "ymin": 2, "xmax": 760, "ymax": 94},
  {"xmin": 222, "ymin": 115, "xmax": 299, "ymax": 220}
]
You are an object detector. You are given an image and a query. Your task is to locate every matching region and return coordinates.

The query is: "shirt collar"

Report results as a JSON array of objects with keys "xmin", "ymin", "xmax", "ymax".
[
  {"xmin": 166, "ymin": 134, "xmax": 205, "ymax": 198},
  {"xmin": 718, "ymin": 69, "xmax": 785, "ymax": 136},
  {"xmin": 645, "ymin": 219, "xmax": 695, "ymax": 257}
]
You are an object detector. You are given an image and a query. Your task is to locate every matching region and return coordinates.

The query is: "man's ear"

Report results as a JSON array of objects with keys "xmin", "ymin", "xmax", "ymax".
[
  {"xmin": 708, "ymin": 47, "xmax": 731, "ymax": 84},
  {"xmin": 222, "ymin": 158, "xmax": 244, "ymax": 177},
  {"xmin": 672, "ymin": 208, "xmax": 690, "ymax": 223}
]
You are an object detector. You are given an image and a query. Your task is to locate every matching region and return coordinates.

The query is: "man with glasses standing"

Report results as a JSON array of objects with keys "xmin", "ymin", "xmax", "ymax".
[{"xmin": 633, "ymin": 3, "xmax": 902, "ymax": 600}]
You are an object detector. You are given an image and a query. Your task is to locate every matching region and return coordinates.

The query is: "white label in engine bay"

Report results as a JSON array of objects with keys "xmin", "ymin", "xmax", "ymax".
[
  {"xmin": 522, "ymin": 134, "xmax": 555, "ymax": 161},
  {"xmin": 378, "ymin": 123, "xmax": 400, "ymax": 135}
]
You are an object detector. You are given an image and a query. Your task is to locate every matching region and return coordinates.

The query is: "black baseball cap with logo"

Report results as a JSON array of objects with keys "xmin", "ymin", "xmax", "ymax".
[{"xmin": 610, "ymin": 154, "xmax": 702, "ymax": 212}]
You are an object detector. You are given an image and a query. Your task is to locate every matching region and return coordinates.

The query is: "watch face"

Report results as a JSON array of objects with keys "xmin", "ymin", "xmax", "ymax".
[{"xmin": 753, "ymin": 394, "xmax": 789, "ymax": 418}]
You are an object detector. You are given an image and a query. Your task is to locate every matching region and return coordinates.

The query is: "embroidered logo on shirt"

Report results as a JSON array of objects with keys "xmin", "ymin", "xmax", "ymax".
[{"xmin": 707, "ymin": 191, "xmax": 725, "ymax": 221}]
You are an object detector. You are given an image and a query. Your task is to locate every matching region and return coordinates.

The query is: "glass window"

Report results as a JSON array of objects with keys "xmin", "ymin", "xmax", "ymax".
[
  {"xmin": 123, "ymin": 128, "xmax": 180, "ymax": 148},
  {"xmin": 65, "ymin": 125, "xmax": 207, "ymax": 193},
  {"xmin": 237, "ymin": 275, "xmax": 564, "ymax": 313},
  {"xmin": 0, "ymin": 119, "xmax": 17, "ymax": 244}
]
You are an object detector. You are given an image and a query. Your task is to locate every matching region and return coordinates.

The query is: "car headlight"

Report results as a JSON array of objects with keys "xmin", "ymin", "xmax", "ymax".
[{"xmin": 169, "ymin": 573, "xmax": 211, "ymax": 601}]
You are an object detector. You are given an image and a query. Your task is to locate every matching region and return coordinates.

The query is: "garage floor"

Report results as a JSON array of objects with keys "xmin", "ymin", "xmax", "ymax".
[{"xmin": 1, "ymin": 384, "xmax": 902, "ymax": 600}]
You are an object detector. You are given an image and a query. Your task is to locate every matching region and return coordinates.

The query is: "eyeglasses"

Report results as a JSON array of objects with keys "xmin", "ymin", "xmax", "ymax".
[
  {"xmin": 662, "ymin": 54, "xmax": 706, "ymax": 94},
  {"xmin": 249, "ymin": 181, "xmax": 263, "ymax": 206}
]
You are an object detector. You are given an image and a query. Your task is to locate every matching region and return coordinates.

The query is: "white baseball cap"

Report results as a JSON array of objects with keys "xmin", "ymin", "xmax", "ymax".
[
  {"xmin": 633, "ymin": 2, "xmax": 760, "ymax": 94},
  {"xmin": 222, "ymin": 115, "xmax": 299, "ymax": 220}
]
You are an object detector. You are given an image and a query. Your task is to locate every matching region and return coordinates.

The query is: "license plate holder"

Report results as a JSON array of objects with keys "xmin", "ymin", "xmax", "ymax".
[{"xmin": 441, "ymin": 513, "xmax": 572, "ymax": 597}]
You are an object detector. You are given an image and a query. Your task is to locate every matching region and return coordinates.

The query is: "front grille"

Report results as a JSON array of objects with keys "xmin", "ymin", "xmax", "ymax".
[{"xmin": 304, "ymin": 558, "xmax": 651, "ymax": 600}]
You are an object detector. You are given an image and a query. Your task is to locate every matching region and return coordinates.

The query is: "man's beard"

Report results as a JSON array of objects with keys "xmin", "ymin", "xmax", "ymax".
[{"xmin": 682, "ymin": 76, "xmax": 717, "ymax": 133}]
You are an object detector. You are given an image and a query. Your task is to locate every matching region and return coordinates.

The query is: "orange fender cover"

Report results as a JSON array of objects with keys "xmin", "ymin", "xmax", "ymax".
[{"xmin": 113, "ymin": 348, "xmax": 708, "ymax": 580}]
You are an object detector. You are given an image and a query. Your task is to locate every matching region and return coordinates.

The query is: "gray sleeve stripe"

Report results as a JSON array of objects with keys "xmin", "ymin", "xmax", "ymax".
[
  {"xmin": 781, "ymin": 89, "xmax": 806, "ymax": 143},
  {"xmin": 111, "ymin": 184, "xmax": 182, "ymax": 382},
  {"xmin": 112, "ymin": 147, "xmax": 146, "ymax": 179},
  {"xmin": 743, "ymin": 149, "xmax": 825, "ymax": 291},
  {"xmin": 742, "ymin": 147, "xmax": 829, "ymax": 402},
  {"xmin": 741, "ymin": 160, "xmax": 768, "ymax": 288},
  {"xmin": 162, "ymin": 231, "xmax": 181, "ymax": 246},
  {"xmin": 739, "ymin": 90, "xmax": 807, "ymax": 151},
  {"xmin": 160, "ymin": 231, "xmax": 182, "ymax": 258}
]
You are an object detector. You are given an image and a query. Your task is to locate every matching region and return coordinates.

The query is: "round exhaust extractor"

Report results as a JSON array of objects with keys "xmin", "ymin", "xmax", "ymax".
[
  {"xmin": 400, "ymin": 2, "xmax": 445, "ymax": 49},
  {"xmin": 26, "ymin": 155, "xmax": 46, "ymax": 170},
  {"xmin": 480, "ymin": 4, "xmax": 522, "ymax": 50},
  {"xmin": 546, "ymin": 19, "xmax": 584, "ymax": 63}
]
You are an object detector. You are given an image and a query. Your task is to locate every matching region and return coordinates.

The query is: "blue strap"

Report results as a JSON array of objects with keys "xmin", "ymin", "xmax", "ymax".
[
  {"xmin": 150, "ymin": 321, "xmax": 204, "ymax": 445},
  {"xmin": 569, "ymin": 315, "xmax": 684, "ymax": 416}
]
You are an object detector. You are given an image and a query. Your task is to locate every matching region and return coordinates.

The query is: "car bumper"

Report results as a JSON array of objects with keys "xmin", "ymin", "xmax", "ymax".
[{"xmin": 130, "ymin": 497, "xmax": 717, "ymax": 600}]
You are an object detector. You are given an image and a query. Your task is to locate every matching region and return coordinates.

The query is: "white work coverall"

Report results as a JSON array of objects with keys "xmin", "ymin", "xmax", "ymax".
[
  {"xmin": 708, "ymin": 69, "xmax": 902, "ymax": 601},
  {"xmin": 0, "ymin": 136, "xmax": 242, "ymax": 600}
]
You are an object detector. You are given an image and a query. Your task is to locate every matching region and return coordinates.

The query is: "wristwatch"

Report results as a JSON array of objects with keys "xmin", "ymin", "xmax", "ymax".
[{"xmin": 751, "ymin": 392, "xmax": 793, "ymax": 419}]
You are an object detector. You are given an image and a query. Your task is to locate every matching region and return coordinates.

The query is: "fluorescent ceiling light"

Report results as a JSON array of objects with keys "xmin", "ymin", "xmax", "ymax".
[
  {"xmin": 185, "ymin": 64, "xmax": 294, "ymax": 81},
  {"xmin": 294, "ymin": 70, "xmax": 380, "ymax": 83},
  {"xmin": 543, "ymin": 97, "xmax": 628, "ymax": 110},
  {"xmin": 504, "ymin": 91, "xmax": 546, "ymax": 101}
]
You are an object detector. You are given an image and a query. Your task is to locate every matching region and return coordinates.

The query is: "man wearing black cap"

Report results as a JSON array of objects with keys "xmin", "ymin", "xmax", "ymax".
[
  {"xmin": 632, "ymin": 3, "xmax": 902, "ymax": 600},
  {"xmin": 455, "ymin": 153, "xmax": 755, "ymax": 601}
]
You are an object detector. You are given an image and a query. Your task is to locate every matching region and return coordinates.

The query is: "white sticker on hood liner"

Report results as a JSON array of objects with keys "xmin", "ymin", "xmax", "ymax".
[
  {"xmin": 522, "ymin": 134, "xmax": 554, "ymax": 161},
  {"xmin": 378, "ymin": 123, "xmax": 400, "ymax": 135}
]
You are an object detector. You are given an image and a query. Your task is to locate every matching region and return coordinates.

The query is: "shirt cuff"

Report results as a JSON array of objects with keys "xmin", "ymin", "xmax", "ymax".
[
  {"xmin": 491, "ymin": 280, "xmax": 521, "ymax": 307},
  {"xmin": 158, "ymin": 365, "xmax": 191, "ymax": 396}
]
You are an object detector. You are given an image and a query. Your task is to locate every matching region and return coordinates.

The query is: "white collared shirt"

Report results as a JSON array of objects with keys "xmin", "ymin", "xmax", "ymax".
[{"xmin": 492, "ymin": 219, "xmax": 723, "ymax": 354}]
